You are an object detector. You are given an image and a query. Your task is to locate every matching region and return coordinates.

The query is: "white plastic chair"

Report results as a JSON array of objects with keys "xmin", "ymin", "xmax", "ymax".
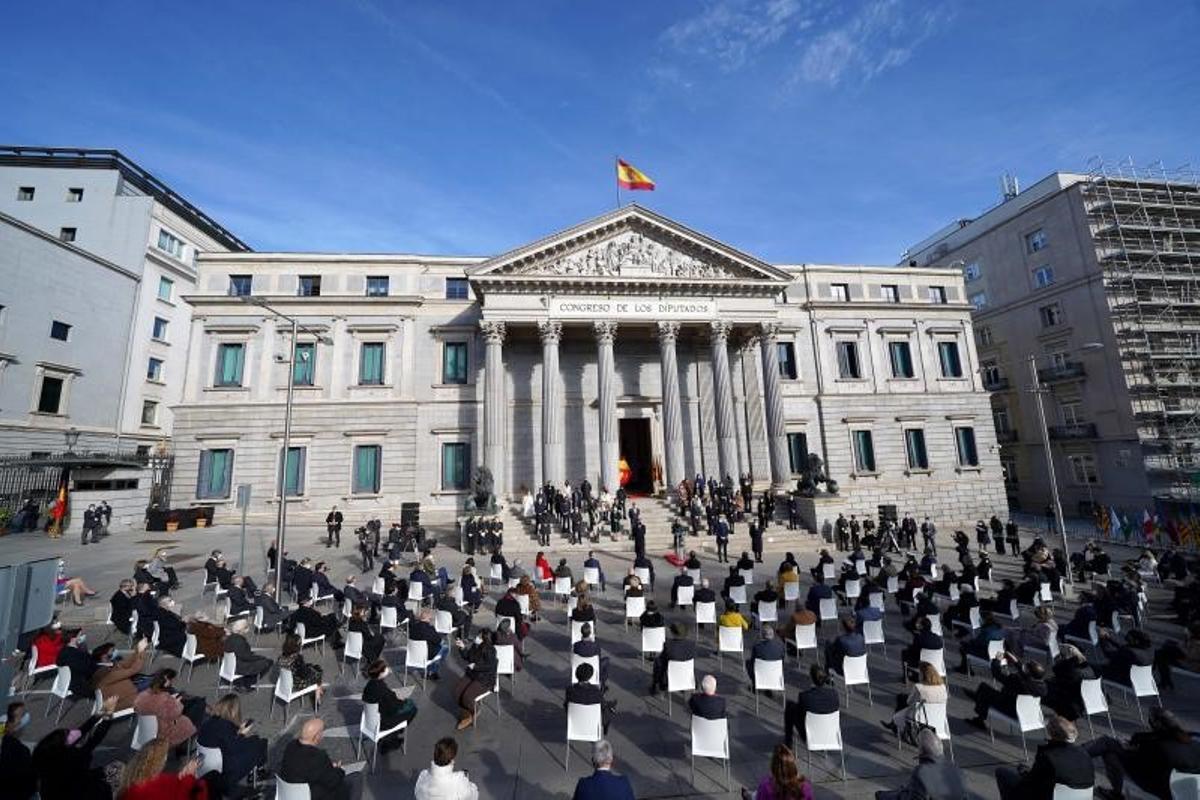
[
  {"xmin": 46, "ymin": 666, "xmax": 72, "ymax": 723},
  {"xmin": 516, "ymin": 593, "xmax": 530, "ymax": 617},
  {"xmin": 793, "ymin": 623, "xmax": 818, "ymax": 664},
  {"xmin": 695, "ymin": 601, "xmax": 716, "ymax": 639},
  {"xmin": 24, "ymin": 645, "xmax": 57, "ymax": 693},
  {"xmin": 717, "ymin": 625, "xmax": 743, "ymax": 668},
  {"xmin": 407, "ymin": 581, "xmax": 426, "ymax": 608},
  {"xmin": 583, "ymin": 567, "xmax": 601, "ymax": 590},
  {"xmin": 951, "ymin": 606, "xmax": 982, "ymax": 634},
  {"xmin": 729, "ymin": 585, "xmax": 747, "ymax": 607},
  {"xmin": 564, "ymin": 702, "xmax": 604, "ymax": 771},
  {"xmin": 784, "ymin": 582, "xmax": 800, "ymax": 602},
  {"xmin": 294, "ymin": 622, "xmax": 325, "ymax": 655},
  {"xmin": 434, "ymin": 610, "xmax": 458, "ymax": 636},
  {"xmin": 837, "ymin": 653, "xmax": 873, "ymax": 706},
  {"xmin": 179, "ymin": 633, "xmax": 206, "ymax": 683},
  {"xmin": 843, "ymin": 579, "xmax": 862, "ymax": 604},
  {"xmin": 471, "ymin": 673, "xmax": 501, "ymax": 726},
  {"xmin": 217, "ymin": 652, "xmax": 245, "ymax": 695},
  {"xmin": 625, "ymin": 595, "xmax": 646, "ymax": 628},
  {"xmin": 862, "ymin": 619, "xmax": 886, "ymax": 653},
  {"xmin": 274, "ymin": 778, "xmax": 312, "ymax": 800},
  {"xmin": 489, "ymin": 563, "xmax": 504, "ymax": 587},
  {"xmin": 677, "ymin": 585, "xmax": 695, "ymax": 608},
  {"xmin": 554, "ymin": 577, "xmax": 572, "ymax": 605},
  {"xmin": 805, "ymin": 710, "xmax": 846, "ymax": 779},
  {"xmin": 753, "ymin": 659, "xmax": 785, "ymax": 715},
  {"xmin": 1065, "ymin": 620, "xmax": 1100, "ymax": 651},
  {"xmin": 196, "ymin": 745, "xmax": 224, "ymax": 777},
  {"xmin": 496, "ymin": 643, "xmax": 517, "ymax": 692},
  {"xmin": 885, "ymin": 575, "xmax": 899, "ymax": 595},
  {"xmin": 131, "ymin": 714, "xmax": 158, "ymax": 751},
  {"xmin": 917, "ymin": 701, "xmax": 954, "ymax": 761},
  {"xmin": 1103, "ymin": 664, "xmax": 1161, "ymax": 723},
  {"xmin": 379, "ymin": 605, "xmax": 404, "ymax": 640},
  {"xmin": 570, "ymin": 620, "xmax": 588, "ymax": 645},
  {"xmin": 690, "ymin": 715, "xmax": 730, "ymax": 790},
  {"xmin": 758, "ymin": 600, "xmax": 779, "ymax": 624},
  {"xmin": 822, "ymin": 563, "xmax": 836, "ymax": 581},
  {"xmin": 641, "ymin": 626, "xmax": 666, "ymax": 664},
  {"xmin": 370, "ymin": 577, "xmax": 386, "ymax": 597},
  {"xmin": 1125, "ymin": 770, "xmax": 1200, "ymax": 800},
  {"xmin": 687, "ymin": 567, "xmax": 701, "ymax": 583},
  {"xmin": 635, "ymin": 567, "xmax": 652, "ymax": 586},
  {"xmin": 270, "ymin": 667, "xmax": 319, "ymax": 724},
  {"xmin": 966, "ymin": 639, "xmax": 1004, "ymax": 676},
  {"xmin": 869, "ymin": 592, "xmax": 885, "ymax": 611},
  {"xmin": 93, "ymin": 688, "xmax": 134, "ymax": 723},
  {"xmin": 1026, "ymin": 634, "xmax": 1061, "ymax": 666},
  {"xmin": 1052, "ymin": 785, "xmax": 1093, "ymax": 800},
  {"xmin": 918, "ymin": 648, "xmax": 947, "ymax": 678},
  {"xmin": 819, "ymin": 597, "xmax": 837, "ymax": 624},
  {"xmin": 740, "ymin": 568, "xmax": 754, "ymax": 586},
  {"xmin": 987, "ymin": 693, "xmax": 1045, "ymax": 758},
  {"xmin": 926, "ymin": 614, "xmax": 943, "ymax": 637},
  {"xmin": 666, "ymin": 658, "xmax": 696, "ymax": 717},
  {"xmin": 403, "ymin": 638, "xmax": 444, "ymax": 690},
  {"xmin": 341, "ymin": 631, "xmax": 364, "ymax": 676},
  {"xmin": 571, "ymin": 654, "xmax": 601, "ymax": 686},
  {"xmin": 1079, "ymin": 678, "xmax": 1114, "ymax": 738}
]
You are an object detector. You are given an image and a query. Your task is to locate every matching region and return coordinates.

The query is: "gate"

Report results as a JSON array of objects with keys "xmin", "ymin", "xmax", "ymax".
[{"xmin": 146, "ymin": 452, "xmax": 175, "ymax": 510}]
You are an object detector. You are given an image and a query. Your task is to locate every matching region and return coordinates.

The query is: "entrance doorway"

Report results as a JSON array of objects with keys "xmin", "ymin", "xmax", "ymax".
[{"xmin": 618, "ymin": 418, "xmax": 654, "ymax": 494}]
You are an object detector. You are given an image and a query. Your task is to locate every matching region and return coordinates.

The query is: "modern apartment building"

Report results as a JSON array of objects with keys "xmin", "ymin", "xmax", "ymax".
[
  {"xmin": 904, "ymin": 161, "xmax": 1200, "ymax": 517},
  {"xmin": 0, "ymin": 146, "xmax": 250, "ymax": 454}
]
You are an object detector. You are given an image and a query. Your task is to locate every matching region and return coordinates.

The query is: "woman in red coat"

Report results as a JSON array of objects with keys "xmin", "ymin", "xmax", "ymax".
[
  {"xmin": 118, "ymin": 738, "xmax": 207, "ymax": 800},
  {"xmin": 30, "ymin": 623, "xmax": 66, "ymax": 667},
  {"xmin": 535, "ymin": 551, "xmax": 553, "ymax": 583}
]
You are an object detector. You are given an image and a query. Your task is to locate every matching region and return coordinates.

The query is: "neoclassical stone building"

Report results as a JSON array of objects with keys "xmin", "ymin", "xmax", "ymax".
[{"xmin": 171, "ymin": 206, "xmax": 1007, "ymax": 529}]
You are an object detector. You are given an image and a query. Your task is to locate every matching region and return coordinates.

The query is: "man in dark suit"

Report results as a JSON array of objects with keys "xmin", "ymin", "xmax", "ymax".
[
  {"xmin": 567, "ymin": 662, "xmax": 615, "ymax": 734},
  {"xmin": 109, "ymin": 580, "xmax": 135, "ymax": 635},
  {"xmin": 287, "ymin": 597, "xmax": 343, "ymax": 648},
  {"xmin": 694, "ymin": 578, "xmax": 716, "ymax": 605},
  {"xmin": 805, "ymin": 574, "xmax": 834, "ymax": 616},
  {"xmin": 204, "ymin": 550, "xmax": 223, "ymax": 584},
  {"xmin": 325, "ymin": 506, "xmax": 344, "ymax": 548},
  {"xmin": 966, "ymin": 653, "xmax": 1047, "ymax": 727},
  {"xmin": 901, "ymin": 616, "xmax": 944, "ymax": 676},
  {"xmin": 995, "ymin": 716, "xmax": 1093, "ymax": 799},
  {"xmin": 225, "ymin": 618, "xmax": 272, "ymax": 689},
  {"xmin": 746, "ymin": 625, "xmax": 786, "ymax": 688},
  {"xmin": 649, "ymin": 624, "xmax": 695, "ymax": 695},
  {"xmin": 55, "ymin": 629, "xmax": 96, "ymax": 697},
  {"xmin": 825, "ymin": 617, "xmax": 866, "ymax": 675},
  {"xmin": 228, "ymin": 577, "xmax": 255, "ymax": 617},
  {"xmin": 291, "ymin": 559, "xmax": 315, "ymax": 602},
  {"xmin": 279, "ymin": 718, "xmax": 352, "ymax": 800},
  {"xmin": 688, "ymin": 673, "xmax": 726, "ymax": 720},
  {"xmin": 784, "ymin": 664, "xmax": 840, "ymax": 750},
  {"xmin": 571, "ymin": 739, "xmax": 635, "ymax": 800},
  {"xmin": 256, "ymin": 583, "xmax": 289, "ymax": 630},
  {"xmin": 1085, "ymin": 707, "xmax": 1200, "ymax": 797},
  {"xmin": 583, "ymin": 552, "xmax": 607, "ymax": 592},
  {"xmin": 669, "ymin": 568, "xmax": 694, "ymax": 610},
  {"xmin": 573, "ymin": 623, "xmax": 610, "ymax": 690}
]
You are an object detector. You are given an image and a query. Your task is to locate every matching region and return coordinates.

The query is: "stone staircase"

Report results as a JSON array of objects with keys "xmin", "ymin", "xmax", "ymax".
[{"xmin": 498, "ymin": 495, "xmax": 684, "ymax": 554}]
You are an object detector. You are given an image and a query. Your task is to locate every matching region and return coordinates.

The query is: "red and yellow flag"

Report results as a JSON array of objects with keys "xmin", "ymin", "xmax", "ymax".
[{"xmin": 616, "ymin": 159, "xmax": 655, "ymax": 191}]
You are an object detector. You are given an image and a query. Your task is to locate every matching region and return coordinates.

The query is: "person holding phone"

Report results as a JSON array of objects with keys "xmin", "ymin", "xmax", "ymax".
[
  {"xmin": 198, "ymin": 693, "xmax": 268, "ymax": 791},
  {"xmin": 452, "ymin": 630, "xmax": 497, "ymax": 730}
]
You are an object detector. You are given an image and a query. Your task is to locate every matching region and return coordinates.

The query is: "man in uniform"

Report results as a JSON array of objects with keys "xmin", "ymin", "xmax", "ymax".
[{"xmin": 325, "ymin": 506, "xmax": 343, "ymax": 548}]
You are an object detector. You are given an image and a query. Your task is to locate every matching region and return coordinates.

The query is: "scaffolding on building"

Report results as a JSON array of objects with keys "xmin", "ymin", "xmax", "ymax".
[{"xmin": 1082, "ymin": 157, "xmax": 1200, "ymax": 505}]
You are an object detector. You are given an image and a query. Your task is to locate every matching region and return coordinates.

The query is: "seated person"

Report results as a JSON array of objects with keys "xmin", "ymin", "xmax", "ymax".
[
  {"xmin": 1098, "ymin": 628, "xmax": 1153, "ymax": 686},
  {"xmin": 722, "ymin": 567, "xmax": 746, "ymax": 602},
  {"xmin": 572, "ymin": 622, "xmax": 610, "ymax": 689},
  {"xmin": 824, "ymin": 617, "xmax": 866, "ymax": 675},
  {"xmin": 718, "ymin": 602, "xmax": 749, "ymax": 631},
  {"xmin": 227, "ymin": 576, "xmax": 256, "ymax": 617},
  {"xmin": 348, "ymin": 607, "xmax": 386, "ymax": 666},
  {"xmin": 995, "ymin": 716, "xmax": 1093, "ymax": 800},
  {"xmin": 155, "ymin": 598, "xmax": 187, "ymax": 657},
  {"xmin": 639, "ymin": 600, "xmax": 665, "ymax": 630},
  {"xmin": 688, "ymin": 674, "xmax": 726, "ymax": 720},
  {"xmin": 669, "ymin": 568, "xmax": 694, "ymax": 609},
  {"xmin": 982, "ymin": 579, "xmax": 1018, "ymax": 617},
  {"xmin": 804, "ymin": 576, "xmax": 834, "ymax": 616},
  {"xmin": 1044, "ymin": 644, "xmax": 1097, "ymax": 721},
  {"xmin": 407, "ymin": 609, "xmax": 448, "ymax": 680},
  {"xmin": 287, "ymin": 597, "xmax": 344, "ymax": 648},
  {"xmin": 566, "ymin": 662, "xmax": 615, "ymax": 734},
  {"xmin": 784, "ymin": 664, "xmax": 839, "ymax": 750},
  {"xmin": 362, "ymin": 658, "xmax": 418, "ymax": 735},
  {"xmin": 198, "ymin": 693, "xmax": 269, "ymax": 790},
  {"xmin": 1085, "ymin": 707, "xmax": 1200, "ymax": 798},
  {"xmin": 109, "ymin": 580, "xmax": 136, "ymax": 635},
  {"xmin": 495, "ymin": 589, "xmax": 526, "ymax": 640},
  {"xmin": 649, "ymin": 624, "xmax": 696, "ymax": 696},
  {"xmin": 966, "ymin": 652, "xmax": 1047, "ymax": 728},
  {"xmin": 694, "ymin": 578, "xmax": 717, "ymax": 605},
  {"xmin": 886, "ymin": 661, "xmax": 948, "ymax": 734},
  {"xmin": 279, "ymin": 719, "xmax": 350, "ymax": 800},
  {"xmin": 746, "ymin": 625, "xmax": 785, "ymax": 688},
  {"xmin": 224, "ymin": 618, "xmax": 273, "ymax": 689},
  {"xmin": 256, "ymin": 583, "xmax": 290, "ymax": 630},
  {"xmin": 901, "ymin": 616, "xmax": 944, "ymax": 676},
  {"xmin": 809, "ymin": 549, "xmax": 835, "ymax": 581},
  {"xmin": 633, "ymin": 554, "xmax": 656, "ymax": 589},
  {"xmin": 957, "ymin": 611, "xmax": 1006, "ymax": 672}
]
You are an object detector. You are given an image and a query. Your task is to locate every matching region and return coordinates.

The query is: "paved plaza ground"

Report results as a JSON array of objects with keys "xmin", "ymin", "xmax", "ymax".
[{"xmin": 4, "ymin": 516, "xmax": 1196, "ymax": 799}]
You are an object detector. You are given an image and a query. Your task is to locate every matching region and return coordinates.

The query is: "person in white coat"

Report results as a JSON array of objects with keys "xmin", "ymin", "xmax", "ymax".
[{"xmin": 414, "ymin": 737, "xmax": 479, "ymax": 800}]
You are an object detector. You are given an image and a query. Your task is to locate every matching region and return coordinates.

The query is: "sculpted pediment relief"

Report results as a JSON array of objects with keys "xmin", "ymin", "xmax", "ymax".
[{"xmin": 511, "ymin": 231, "xmax": 736, "ymax": 280}]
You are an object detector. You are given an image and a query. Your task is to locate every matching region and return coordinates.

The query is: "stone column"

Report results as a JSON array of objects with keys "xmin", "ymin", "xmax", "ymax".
[
  {"xmin": 538, "ymin": 320, "xmax": 564, "ymax": 487},
  {"xmin": 730, "ymin": 340, "xmax": 750, "ymax": 478},
  {"xmin": 710, "ymin": 321, "xmax": 739, "ymax": 481},
  {"xmin": 657, "ymin": 322, "xmax": 685, "ymax": 492},
  {"xmin": 758, "ymin": 322, "xmax": 792, "ymax": 489},
  {"xmin": 481, "ymin": 320, "xmax": 507, "ymax": 499},
  {"xmin": 594, "ymin": 321, "xmax": 619, "ymax": 492}
]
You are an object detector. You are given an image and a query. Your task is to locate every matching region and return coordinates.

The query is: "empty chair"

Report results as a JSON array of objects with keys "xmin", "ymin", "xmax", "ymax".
[
  {"xmin": 131, "ymin": 714, "xmax": 159, "ymax": 751},
  {"xmin": 625, "ymin": 595, "xmax": 646, "ymax": 628},
  {"xmin": 666, "ymin": 658, "xmax": 696, "ymax": 717},
  {"xmin": 403, "ymin": 638, "xmax": 443, "ymax": 690},
  {"xmin": 695, "ymin": 601, "xmax": 716, "ymax": 639},
  {"xmin": 496, "ymin": 643, "xmax": 517, "ymax": 693},
  {"xmin": 179, "ymin": 633, "xmax": 206, "ymax": 682},
  {"xmin": 270, "ymin": 667, "xmax": 319, "ymax": 724},
  {"xmin": 274, "ymin": 778, "xmax": 312, "ymax": 800},
  {"xmin": 986, "ymin": 693, "xmax": 1045, "ymax": 758},
  {"xmin": 564, "ymin": 702, "xmax": 604, "ymax": 771},
  {"xmin": 46, "ymin": 666, "xmax": 73, "ymax": 723},
  {"xmin": 690, "ymin": 715, "xmax": 730, "ymax": 791},
  {"xmin": 216, "ymin": 652, "xmax": 246, "ymax": 695},
  {"xmin": 805, "ymin": 710, "xmax": 846, "ymax": 780},
  {"xmin": 1103, "ymin": 664, "xmax": 1161, "ymax": 723},
  {"xmin": 717, "ymin": 625, "xmax": 743, "ymax": 668},
  {"xmin": 793, "ymin": 623, "xmax": 819, "ymax": 664},
  {"xmin": 641, "ymin": 626, "xmax": 666, "ymax": 664},
  {"xmin": 753, "ymin": 659, "xmax": 785, "ymax": 715},
  {"xmin": 571, "ymin": 654, "xmax": 601, "ymax": 686},
  {"xmin": 836, "ymin": 654, "xmax": 873, "ymax": 706},
  {"xmin": 677, "ymin": 585, "xmax": 695, "ymax": 608},
  {"xmin": 757, "ymin": 600, "xmax": 779, "ymax": 624},
  {"xmin": 1079, "ymin": 678, "xmax": 1114, "ymax": 738}
]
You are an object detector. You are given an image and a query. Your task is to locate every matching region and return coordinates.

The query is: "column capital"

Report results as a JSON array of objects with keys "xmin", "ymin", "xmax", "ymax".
[
  {"xmin": 657, "ymin": 321, "xmax": 681, "ymax": 344},
  {"xmin": 480, "ymin": 320, "xmax": 506, "ymax": 345},
  {"xmin": 537, "ymin": 320, "xmax": 562, "ymax": 345},
  {"xmin": 759, "ymin": 321, "xmax": 783, "ymax": 342},
  {"xmin": 593, "ymin": 321, "xmax": 618, "ymax": 344},
  {"xmin": 709, "ymin": 320, "xmax": 733, "ymax": 342}
]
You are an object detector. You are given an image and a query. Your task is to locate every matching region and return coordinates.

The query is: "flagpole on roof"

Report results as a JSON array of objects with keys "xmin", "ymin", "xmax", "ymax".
[{"xmin": 615, "ymin": 155, "xmax": 621, "ymax": 209}]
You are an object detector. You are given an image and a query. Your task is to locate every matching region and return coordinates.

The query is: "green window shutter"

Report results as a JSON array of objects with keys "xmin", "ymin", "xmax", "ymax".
[{"xmin": 354, "ymin": 445, "xmax": 381, "ymax": 494}]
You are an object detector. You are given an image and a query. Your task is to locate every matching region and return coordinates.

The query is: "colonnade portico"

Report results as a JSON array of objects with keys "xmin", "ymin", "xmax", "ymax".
[{"xmin": 479, "ymin": 316, "xmax": 793, "ymax": 499}]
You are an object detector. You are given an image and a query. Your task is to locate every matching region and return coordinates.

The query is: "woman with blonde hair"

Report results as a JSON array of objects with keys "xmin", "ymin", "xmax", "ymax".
[
  {"xmin": 197, "ymin": 693, "xmax": 268, "ymax": 789},
  {"xmin": 885, "ymin": 661, "xmax": 948, "ymax": 733},
  {"xmin": 118, "ymin": 737, "xmax": 205, "ymax": 800}
]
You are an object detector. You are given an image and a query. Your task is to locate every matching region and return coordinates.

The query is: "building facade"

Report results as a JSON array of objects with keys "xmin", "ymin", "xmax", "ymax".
[
  {"xmin": 903, "ymin": 162, "xmax": 1200, "ymax": 517},
  {"xmin": 0, "ymin": 146, "xmax": 250, "ymax": 451},
  {"xmin": 173, "ymin": 206, "xmax": 1006, "ymax": 530}
]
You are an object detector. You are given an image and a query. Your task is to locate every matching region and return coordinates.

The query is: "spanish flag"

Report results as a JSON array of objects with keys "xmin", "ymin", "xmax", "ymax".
[{"xmin": 616, "ymin": 159, "xmax": 655, "ymax": 191}]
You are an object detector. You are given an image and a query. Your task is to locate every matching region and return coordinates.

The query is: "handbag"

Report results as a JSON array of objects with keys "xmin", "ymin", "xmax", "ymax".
[{"xmin": 900, "ymin": 701, "xmax": 936, "ymax": 746}]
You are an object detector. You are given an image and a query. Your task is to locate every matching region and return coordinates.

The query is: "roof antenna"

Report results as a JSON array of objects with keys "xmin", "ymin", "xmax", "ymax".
[{"xmin": 1000, "ymin": 173, "xmax": 1020, "ymax": 201}]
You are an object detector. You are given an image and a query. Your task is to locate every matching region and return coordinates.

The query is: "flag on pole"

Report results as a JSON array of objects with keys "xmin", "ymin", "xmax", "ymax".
[
  {"xmin": 1142, "ymin": 509, "xmax": 1157, "ymax": 543},
  {"xmin": 616, "ymin": 159, "xmax": 655, "ymax": 191},
  {"xmin": 1108, "ymin": 506, "xmax": 1121, "ymax": 541}
]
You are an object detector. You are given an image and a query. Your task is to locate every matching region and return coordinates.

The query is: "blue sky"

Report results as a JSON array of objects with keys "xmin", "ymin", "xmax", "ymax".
[{"xmin": 3, "ymin": 1, "xmax": 1197, "ymax": 263}]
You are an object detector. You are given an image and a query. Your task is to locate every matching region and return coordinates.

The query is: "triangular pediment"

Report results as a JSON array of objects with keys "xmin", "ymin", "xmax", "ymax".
[{"xmin": 469, "ymin": 205, "xmax": 791, "ymax": 285}]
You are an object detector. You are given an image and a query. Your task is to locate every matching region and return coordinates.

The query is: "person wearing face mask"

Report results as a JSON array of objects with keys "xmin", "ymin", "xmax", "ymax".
[
  {"xmin": 1, "ymin": 701, "xmax": 36, "ymax": 800},
  {"xmin": 452, "ymin": 629, "xmax": 497, "ymax": 730},
  {"xmin": 56, "ymin": 628, "xmax": 97, "ymax": 697},
  {"xmin": 361, "ymin": 658, "xmax": 417, "ymax": 746}
]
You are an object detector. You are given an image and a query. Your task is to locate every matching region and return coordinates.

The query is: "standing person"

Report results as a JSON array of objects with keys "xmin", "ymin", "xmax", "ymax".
[
  {"xmin": 921, "ymin": 517, "xmax": 937, "ymax": 551},
  {"xmin": 750, "ymin": 521, "xmax": 764, "ymax": 563},
  {"xmin": 358, "ymin": 527, "xmax": 375, "ymax": 573},
  {"xmin": 99, "ymin": 501, "xmax": 112, "ymax": 537},
  {"xmin": 715, "ymin": 515, "xmax": 730, "ymax": 563},
  {"xmin": 742, "ymin": 743, "xmax": 813, "ymax": 800},
  {"xmin": 325, "ymin": 506, "xmax": 343, "ymax": 548},
  {"xmin": 80, "ymin": 504, "xmax": 97, "ymax": 546},
  {"xmin": 1005, "ymin": 519, "xmax": 1021, "ymax": 556},
  {"xmin": 572, "ymin": 740, "xmax": 635, "ymax": 800},
  {"xmin": 414, "ymin": 737, "xmax": 479, "ymax": 800}
]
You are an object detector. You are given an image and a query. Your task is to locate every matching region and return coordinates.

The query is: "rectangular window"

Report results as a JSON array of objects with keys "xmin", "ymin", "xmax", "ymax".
[
  {"xmin": 441, "ymin": 442, "xmax": 471, "ymax": 490},
  {"xmin": 141, "ymin": 400, "xmax": 158, "ymax": 426},
  {"xmin": 1026, "ymin": 228, "xmax": 1048, "ymax": 253},
  {"xmin": 994, "ymin": 408, "xmax": 1011, "ymax": 434},
  {"xmin": 888, "ymin": 340, "xmax": 914, "ymax": 379},
  {"xmin": 59, "ymin": 227, "xmax": 76, "ymax": 243},
  {"xmin": 228, "ymin": 275, "xmax": 252, "ymax": 297},
  {"xmin": 147, "ymin": 357, "xmax": 164, "ymax": 381},
  {"xmin": 297, "ymin": 275, "xmax": 322, "ymax": 297},
  {"xmin": 1039, "ymin": 303, "xmax": 1063, "ymax": 328},
  {"xmin": 786, "ymin": 432, "xmax": 808, "ymax": 474},
  {"xmin": 777, "ymin": 342, "xmax": 798, "ymax": 380},
  {"xmin": 830, "ymin": 283, "xmax": 850, "ymax": 302},
  {"xmin": 852, "ymin": 430, "xmax": 876, "ymax": 473},
  {"xmin": 66, "ymin": 187, "xmax": 83, "ymax": 202},
  {"xmin": 1060, "ymin": 400, "xmax": 1081, "ymax": 425},
  {"xmin": 977, "ymin": 326, "xmax": 993, "ymax": 346},
  {"xmin": 1068, "ymin": 454, "xmax": 1099, "ymax": 485},
  {"xmin": 963, "ymin": 261, "xmax": 981, "ymax": 282},
  {"xmin": 955, "ymin": 427, "xmax": 979, "ymax": 467},
  {"xmin": 1001, "ymin": 456, "xmax": 1018, "ymax": 485},
  {"xmin": 157, "ymin": 229, "xmax": 184, "ymax": 258},
  {"xmin": 50, "ymin": 320, "xmax": 71, "ymax": 341},
  {"xmin": 445, "ymin": 277, "xmax": 469, "ymax": 300},
  {"xmin": 152, "ymin": 316, "xmax": 169, "ymax": 340},
  {"xmin": 197, "ymin": 448, "xmax": 233, "ymax": 499},
  {"xmin": 279, "ymin": 446, "xmax": 306, "ymax": 496},
  {"xmin": 881, "ymin": 284, "xmax": 900, "ymax": 303},
  {"xmin": 352, "ymin": 445, "xmax": 382, "ymax": 494},
  {"xmin": 982, "ymin": 360, "xmax": 1002, "ymax": 387},
  {"xmin": 836, "ymin": 341, "xmax": 861, "ymax": 379},
  {"xmin": 366, "ymin": 276, "xmax": 390, "ymax": 297},
  {"xmin": 16, "ymin": 186, "xmax": 34, "ymax": 201},
  {"xmin": 1033, "ymin": 265, "xmax": 1055, "ymax": 288},
  {"xmin": 37, "ymin": 376, "xmax": 64, "ymax": 414},
  {"xmin": 938, "ymin": 341, "xmax": 963, "ymax": 378},
  {"xmin": 928, "ymin": 286, "xmax": 948, "ymax": 304},
  {"xmin": 904, "ymin": 429, "xmax": 929, "ymax": 469},
  {"xmin": 970, "ymin": 291, "xmax": 988, "ymax": 310},
  {"xmin": 214, "ymin": 343, "xmax": 246, "ymax": 387},
  {"xmin": 359, "ymin": 342, "xmax": 385, "ymax": 385},
  {"xmin": 157, "ymin": 276, "xmax": 174, "ymax": 301},
  {"xmin": 443, "ymin": 341, "xmax": 468, "ymax": 384},
  {"xmin": 292, "ymin": 342, "xmax": 315, "ymax": 386}
]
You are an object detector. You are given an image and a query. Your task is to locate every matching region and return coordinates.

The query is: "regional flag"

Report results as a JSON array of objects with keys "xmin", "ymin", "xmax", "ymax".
[{"xmin": 617, "ymin": 159, "xmax": 655, "ymax": 191}]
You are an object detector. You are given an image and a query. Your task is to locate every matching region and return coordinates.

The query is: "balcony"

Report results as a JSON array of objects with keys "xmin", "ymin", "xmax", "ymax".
[
  {"xmin": 996, "ymin": 429, "xmax": 1019, "ymax": 444},
  {"xmin": 1048, "ymin": 422, "xmax": 1099, "ymax": 440},
  {"xmin": 1038, "ymin": 362, "xmax": 1087, "ymax": 383}
]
